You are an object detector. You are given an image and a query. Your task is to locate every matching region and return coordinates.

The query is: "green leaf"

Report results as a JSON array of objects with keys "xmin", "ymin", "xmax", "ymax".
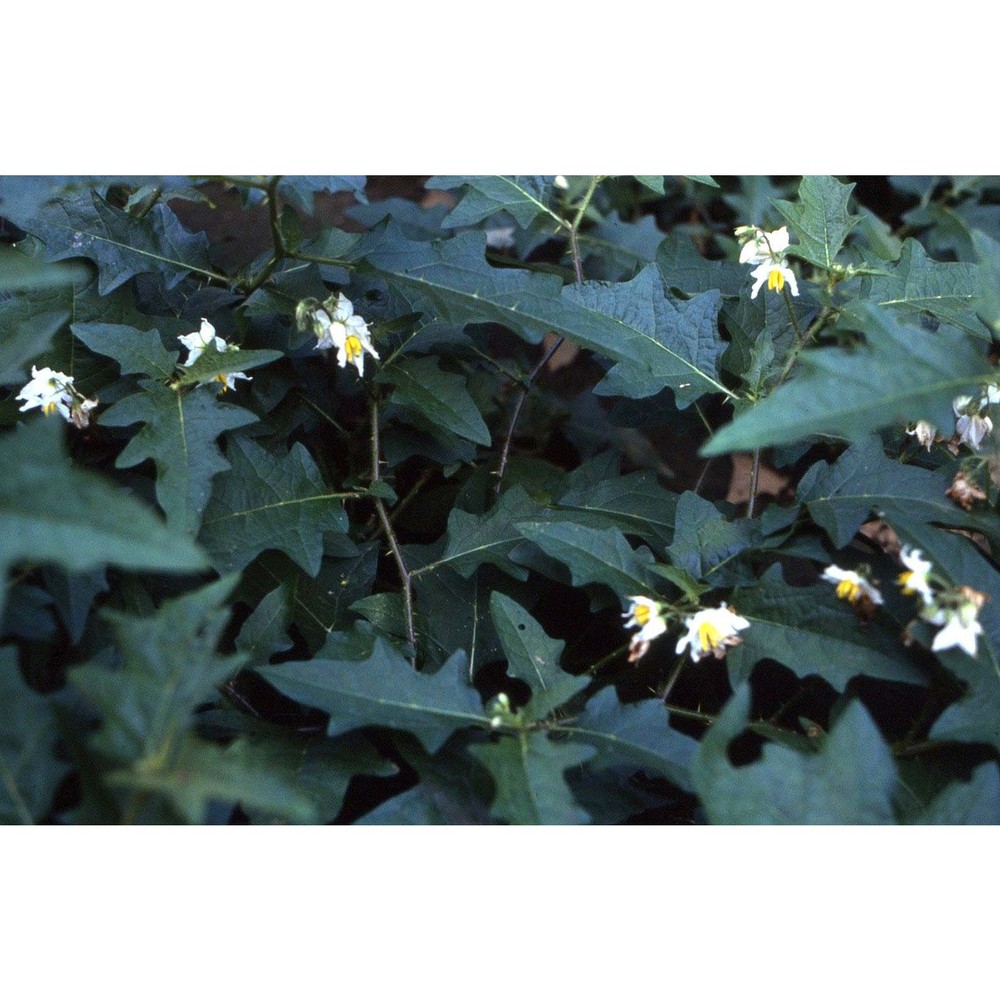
[
  {"xmin": 0, "ymin": 309, "xmax": 70, "ymax": 385},
  {"xmin": 419, "ymin": 485, "xmax": 547, "ymax": 581},
  {"xmin": 774, "ymin": 175, "xmax": 858, "ymax": 271},
  {"xmin": 581, "ymin": 211, "xmax": 664, "ymax": 282},
  {"xmin": 656, "ymin": 232, "xmax": 747, "ymax": 297},
  {"xmin": 574, "ymin": 267, "xmax": 731, "ymax": 406},
  {"xmin": 425, "ymin": 176, "xmax": 560, "ymax": 229},
  {"xmin": 468, "ymin": 733, "xmax": 594, "ymax": 824},
  {"xmin": 1, "ymin": 647, "xmax": 70, "ymax": 823},
  {"xmin": 276, "ymin": 176, "xmax": 366, "ymax": 215},
  {"xmin": 22, "ymin": 190, "xmax": 216, "ymax": 295},
  {"xmin": 797, "ymin": 437, "xmax": 1000, "ymax": 549},
  {"xmin": 71, "ymin": 578, "xmax": 243, "ymax": 766},
  {"xmin": 172, "ymin": 344, "xmax": 282, "ymax": 388},
  {"xmin": 379, "ymin": 355, "xmax": 490, "ymax": 446},
  {"xmin": 489, "ymin": 594, "xmax": 587, "ymax": 719},
  {"xmin": 555, "ymin": 470, "xmax": 678, "ymax": 552},
  {"xmin": 665, "ymin": 492, "xmax": 757, "ymax": 583},
  {"xmin": 515, "ymin": 521, "xmax": 659, "ymax": 596},
  {"xmin": 727, "ymin": 565, "xmax": 927, "ymax": 690},
  {"xmin": 693, "ymin": 686, "xmax": 898, "ymax": 824},
  {"xmin": 860, "ymin": 238, "xmax": 984, "ymax": 337},
  {"xmin": 0, "ymin": 419, "xmax": 207, "ymax": 618},
  {"xmin": 912, "ymin": 764, "xmax": 1000, "ymax": 824},
  {"xmin": 199, "ymin": 435, "xmax": 350, "ymax": 575},
  {"xmin": 702, "ymin": 303, "xmax": 994, "ymax": 455},
  {"xmin": 101, "ymin": 380, "xmax": 258, "ymax": 535},
  {"xmin": 234, "ymin": 583, "xmax": 294, "ymax": 665},
  {"xmin": 257, "ymin": 639, "xmax": 489, "ymax": 753},
  {"xmin": 683, "ymin": 175, "xmax": 719, "ymax": 188},
  {"xmin": 563, "ymin": 687, "xmax": 699, "ymax": 792},
  {"xmin": 71, "ymin": 322, "xmax": 177, "ymax": 379},
  {"xmin": 363, "ymin": 229, "xmax": 733, "ymax": 404},
  {"xmin": 108, "ymin": 733, "xmax": 317, "ymax": 824}
]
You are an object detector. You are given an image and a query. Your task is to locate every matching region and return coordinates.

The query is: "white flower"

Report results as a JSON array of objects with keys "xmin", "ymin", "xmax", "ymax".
[
  {"xmin": 930, "ymin": 607, "xmax": 984, "ymax": 657},
  {"xmin": 485, "ymin": 226, "xmax": 516, "ymax": 250},
  {"xmin": 737, "ymin": 225, "xmax": 790, "ymax": 265},
  {"xmin": 311, "ymin": 294, "xmax": 380, "ymax": 375},
  {"xmin": 982, "ymin": 384, "xmax": 1000, "ymax": 407},
  {"xmin": 622, "ymin": 596, "xmax": 668, "ymax": 663},
  {"xmin": 897, "ymin": 546, "xmax": 935, "ymax": 605},
  {"xmin": 553, "ymin": 175, "xmax": 569, "ymax": 190},
  {"xmin": 954, "ymin": 394, "xmax": 993, "ymax": 451},
  {"xmin": 178, "ymin": 318, "xmax": 227, "ymax": 367},
  {"xmin": 335, "ymin": 319, "xmax": 380, "ymax": 376},
  {"xmin": 674, "ymin": 603, "xmax": 750, "ymax": 662},
  {"xmin": 16, "ymin": 366, "xmax": 76, "ymax": 420},
  {"xmin": 750, "ymin": 260, "xmax": 799, "ymax": 299},
  {"xmin": 822, "ymin": 565, "xmax": 884, "ymax": 606},
  {"xmin": 906, "ymin": 420, "xmax": 937, "ymax": 451}
]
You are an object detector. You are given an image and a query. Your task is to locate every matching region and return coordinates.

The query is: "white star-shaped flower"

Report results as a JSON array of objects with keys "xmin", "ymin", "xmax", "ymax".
[
  {"xmin": 675, "ymin": 603, "xmax": 750, "ymax": 662},
  {"xmin": 622, "ymin": 596, "xmax": 668, "ymax": 663},
  {"xmin": 178, "ymin": 318, "xmax": 227, "ymax": 367},
  {"xmin": 931, "ymin": 608, "xmax": 984, "ymax": 657},
  {"xmin": 16, "ymin": 366, "xmax": 76, "ymax": 420},
  {"xmin": 822, "ymin": 565, "xmax": 884, "ymax": 606},
  {"xmin": 750, "ymin": 260, "xmax": 799, "ymax": 299},
  {"xmin": 897, "ymin": 546, "xmax": 934, "ymax": 606}
]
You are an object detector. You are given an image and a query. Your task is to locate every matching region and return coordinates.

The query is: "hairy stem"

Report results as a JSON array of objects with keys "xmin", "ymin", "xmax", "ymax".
[
  {"xmin": 370, "ymin": 397, "xmax": 417, "ymax": 662},
  {"xmin": 493, "ymin": 176, "xmax": 600, "ymax": 493}
]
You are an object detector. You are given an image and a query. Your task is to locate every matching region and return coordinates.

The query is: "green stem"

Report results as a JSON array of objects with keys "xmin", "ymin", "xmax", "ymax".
[
  {"xmin": 774, "ymin": 306, "xmax": 833, "ymax": 387},
  {"xmin": 493, "ymin": 176, "xmax": 600, "ymax": 493},
  {"xmin": 781, "ymin": 284, "xmax": 804, "ymax": 342},
  {"xmin": 370, "ymin": 396, "xmax": 417, "ymax": 662},
  {"xmin": 658, "ymin": 656, "xmax": 687, "ymax": 703},
  {"xmin": 746, "ymin": 448, "xmax": 761, "ymax": 518},
  {"xmin": 585, "ymin": 642, "xmax": 631, "ymax": 675},
  {"xmin": 243, "ymin": 176, "xmax": 287, "ymax": 294}
]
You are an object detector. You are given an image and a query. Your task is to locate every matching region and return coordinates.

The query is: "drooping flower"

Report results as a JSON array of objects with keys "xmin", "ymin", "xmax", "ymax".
[
  {"xmin": 946, "ymin": 470, "xmax": 987, "ymax": 510},
  {"xmin": 953, "ymin": 394, "xmax": 993, "ymax": 451},
  {"xmin": 897, "ymin": 546, "xmax": 934, "ymax": 606},
  {"xmin": 906, "ymin": 420, "xmax": 938, "ymax": 451},
  {"xmin": 178, "ymin": 318, "xmax": 227, "ymax": 367},
  {"xmin": 736, "ymin": 225, "xmax": 799, "ymax": 300},
  {"xmin": 674, "ymin": 603, "xmax": 750, "ymax": 663},
  {"xmin": 822, "ymin": 565, "xmax": 884, "ymax": 607},
  {"xmin": 622, "ymin": 596, "xmax": 669, "ymax": 663},
  {"xmin": 923, "ymin": 587, "xmax": 987, "ymax": 658},
  {"xmin": 336, "ymin": 320, "xmax": 380, "ymax": 376},
  {"xmin": 16, "ymin": 366, "xmax": 99, "ymax": 427}
]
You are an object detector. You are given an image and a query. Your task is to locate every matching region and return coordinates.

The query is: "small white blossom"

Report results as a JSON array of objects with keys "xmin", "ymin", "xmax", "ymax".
[
  {"xmin": 178, "ymin": 318, "xmax": 227, "ymax": 367},
  {"xmin": 822, "ymin": 565, "xmax": 884, "ymax": 607},
  {"xmin": 622, "ymin": 596, "xmax": 668, "ymax": 663},
  {"xmin": 675, "ymin": 603, "xmax": 750, "ymax": 663},
  {"xmin": 982, "ymin": 384, "xmax": 1000, "ymax": 407},
  {"xmin": 16, "ymin": 366, "xmax": 98, "ymax": 426},
  {"xmin": 553, "ymin": 175, "xmax": 569, "ymax": 190},
  {"xmin": 930, "ymin": 606, "xmax": 984, "ymax": 657},
  {"xmin": 311, "ymin": 294, "xmax": 380, "ymax": 375},
  {"xmin": 954, "ymin": 394, "xmax": 993, "ymax": 451},
  {"xmin": 897, "ymin": 547, "xmax": 935, "ymax": 606},
  {"xmin": 485, "ymin": 226, "xmax": 516, "ymax": 250},
  {"xmin": 906, "ymin": 420, "xmax": 938, "ymax": 451},
  {"xmin": 737, "ymin": 225, "xmax": 790, "ymax": 265},
  {"xmin": 750, "ymin": 260, "xmax": 799, "ymax": 300},
  {"xmin": 16, "ymin": 366, "xmax": 75, "ymax": 420}
]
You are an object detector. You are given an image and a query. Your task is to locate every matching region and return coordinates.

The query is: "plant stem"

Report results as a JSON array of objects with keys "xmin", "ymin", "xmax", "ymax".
[
  {"xmin": 493, "ymin": 176, "xmax": 600, "ymax": 493},
  {"xmin": 658, "ymin": 656, "xmax": 687, "ymax": 703},
  {"xmin": 781, "ymin": 284, "xmax": 804, "ymax": 342},
  {"xmin": 370, "ymin": 396, "xmax": 417, "ymax": 662},
  {"xmin": 243, "ymin": 176, "xmax": 286, "ymax": 294},
  {"xmin": 585, "ymin": 642, "xmax": 631, "ymax": 675},
  {"xmin": 774, "ymin": 306, "xmax": 832, "ymax": 387},
  {"xmin": 746, "ymin": 448, "xmax": 761, "ymax": 518}
]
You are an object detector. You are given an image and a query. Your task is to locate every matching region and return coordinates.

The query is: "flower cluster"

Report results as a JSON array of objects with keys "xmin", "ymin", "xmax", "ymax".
[
  {"xmin": 297, "ymin": 293, "xmax": 379, "ymax": 376},
  {"xmin": 622, "ymin": 597, "xmax": 749, "ymax": 664},
  {"xmin": 16, "ymin": 366, "xmax": 98, "ymax": 428},
  {"xmin": 952, "ymin": 384, "xmax": 1000, "ymax": 451},
  {"xmin": 735, "ymin": 225, "xmax": 799, "ymax": 300},
  {"xmin": 894, "ymin": 546, "xmax": 987, "ymax": 657},
  {"xmin": 178, "ymin": 319, "xmax": 250, "ymax": 393}
]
